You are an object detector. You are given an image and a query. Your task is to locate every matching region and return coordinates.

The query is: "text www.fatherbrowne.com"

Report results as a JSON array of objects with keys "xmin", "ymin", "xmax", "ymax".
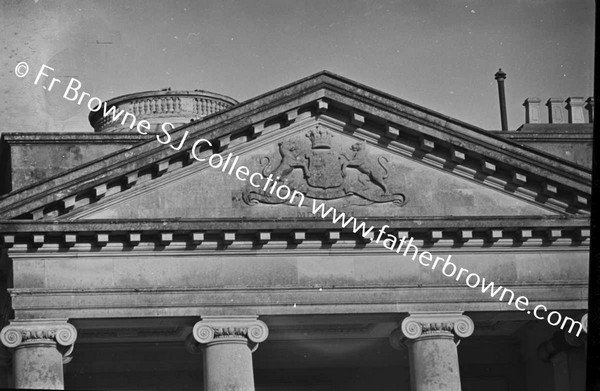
[
  {"xmin": 16, "ymin": 62, "xmax": 586, "ymax": 338},
  {"xmin": 310, "ymin": 202, "xmax": 585, "ymax": 337}
]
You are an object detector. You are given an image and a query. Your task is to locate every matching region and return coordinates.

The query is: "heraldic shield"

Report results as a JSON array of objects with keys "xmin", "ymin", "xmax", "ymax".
[
  {"xmin": 242, "ymin": 125, "xmax": 407, "ymax": 206},
  {"xmin": 306, "ymin": 150, "xmax": 344, "ymax": 189}
]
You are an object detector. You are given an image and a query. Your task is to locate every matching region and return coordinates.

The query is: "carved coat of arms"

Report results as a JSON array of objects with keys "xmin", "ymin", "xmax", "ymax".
[{"xmin": 242, "ymin": 126, "xmax": 406, "ymax": 206}]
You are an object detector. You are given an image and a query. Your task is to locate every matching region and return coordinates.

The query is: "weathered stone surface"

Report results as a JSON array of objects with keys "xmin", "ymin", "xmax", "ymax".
[
  {"xmin": 13, "ymin": 342, "xmax": 64, "ymax": 389},
  {"xmin": 0, "ymin": 133, "xmax": 148, "ymax": 194},
  {"xmin": 391, "ymin": 312, "xmax": 474, "ymax": 391},
  {"xmin": 190, "ymin": 317, "xmax": 267, "ymax": 391},
  {"xmin": 7, "ymin": 245, "xmax": 588, "ymax": 320},
  {"xmin": 203, "ymin": 339, "xmax": 255, "ymax": 391},
  {"xmin": 406, "ymin": 334, "xmax": 462, "ymax": 390},
  {"xmin": 1, "ymin": 320, "xmax": 77, "ymax": 390},
  {"xmin": 9, "ymin": 250, "xmax": 588, "ymax": 291},
  {"xmin": 498, "ymin": 124, "xmax": 592, "ymax": 168}
]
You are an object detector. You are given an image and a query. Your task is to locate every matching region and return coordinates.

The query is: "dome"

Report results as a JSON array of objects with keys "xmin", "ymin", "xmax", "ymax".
[{"xmin": 89, "ymin": 89, "xmax": 238, "ymax": 133}]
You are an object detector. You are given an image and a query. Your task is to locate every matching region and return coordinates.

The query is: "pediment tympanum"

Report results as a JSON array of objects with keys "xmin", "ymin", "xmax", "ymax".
[{"xmin": 74, "ymin": 121, "xmax": 555, "ymax": 220}]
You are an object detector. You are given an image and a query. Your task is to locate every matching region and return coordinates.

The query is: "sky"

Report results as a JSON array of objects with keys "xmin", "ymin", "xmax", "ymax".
[{"xmin": 0, "ymin": 0, "xmax": 595, "ymax": 134}]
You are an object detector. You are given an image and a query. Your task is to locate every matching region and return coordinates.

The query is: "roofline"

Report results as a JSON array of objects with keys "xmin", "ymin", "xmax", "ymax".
[
  {"xmin": 0, "ymin": 215, "xmax": 589, "ymax": 232},
  {"xmin": 0, "ymin": 71, "xmax": 592, "ymax": 219}
]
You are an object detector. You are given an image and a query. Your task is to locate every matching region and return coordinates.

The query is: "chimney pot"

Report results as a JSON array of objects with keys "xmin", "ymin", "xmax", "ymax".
[
  {"xmin": 546, "ymin": 98, "xmax": 565, "ymax": 124},
  {"xmin": 523, "ymin": 97, "xmax": 541, "ymax": 124},
  {"xmin": 494, "ymin": 69, "xmax": 508, "ymax": 130},
  {"xmin": 565, "ymin": 97, "xmax": 585, "ymax": 123},
  {"xmin": 494, "ymin": 69, "xmax": 507, "ymax": 81}
]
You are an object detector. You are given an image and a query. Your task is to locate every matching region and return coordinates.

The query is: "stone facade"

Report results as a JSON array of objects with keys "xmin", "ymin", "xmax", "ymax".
[{"xmin": 0, "ymin": 71, "xmax": 590, "ymax": 390}]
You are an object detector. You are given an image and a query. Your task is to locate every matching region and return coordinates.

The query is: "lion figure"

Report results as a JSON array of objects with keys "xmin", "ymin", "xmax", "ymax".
[{"xmin": 342, "ymin": 141, "xmax": 390, "ymax": 194}]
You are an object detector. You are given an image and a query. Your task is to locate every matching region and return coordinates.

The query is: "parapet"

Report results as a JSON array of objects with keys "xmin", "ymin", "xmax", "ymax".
[{"xmin": 88, "ymin": 89, "xmax": 238, "ymax": 133}]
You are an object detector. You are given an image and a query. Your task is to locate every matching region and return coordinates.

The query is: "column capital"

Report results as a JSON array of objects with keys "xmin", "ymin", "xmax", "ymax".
[
  {"xmin": 401, "ymin": 311, "xmax": 474, "ymax": 340},
  {"xmin": 192, "ymin": 316, "xmax": 269, "ymax": 346},
  {"xmin": 0, "ymin": 319, "xmax": 77, "ymax": 349}
]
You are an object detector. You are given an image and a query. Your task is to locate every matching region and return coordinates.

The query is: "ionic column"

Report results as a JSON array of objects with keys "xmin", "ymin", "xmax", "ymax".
[
  {"xmin": 538, "ymin": 313, "xmax": 587, "ymax": 391},
  {"xmin": 0, "ymin": 319, "xmax": 77, "ymax": 390},
  {"xmin": 390, "ymin": 312, "xmax": 474, "ymax": 391},
  {"xmin": 187, "ymin": 316, "xmax": 268, "ymax": 391}
]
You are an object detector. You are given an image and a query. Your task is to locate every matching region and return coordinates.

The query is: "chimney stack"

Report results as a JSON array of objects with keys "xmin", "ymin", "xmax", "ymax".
[
  {"xmin": 522, "ymin": 96, "xmax": 594, "ymax": 124},
  {"xmin": 494, "ymin": 69, "xmax": 508, "ymax": 131},
  {"xmin": 546, "ymin": 98, "xmax": 565, "ymax": 123},
  {"xmin": 585, "ymin": 97, "xmax": 594, "ymax": 123},
  {"xmin": 565, "ymin": 97, "xmax": 585, "ymax": 123},
  {"xmin": 523, "ymin": 97, "xmax": 541, "ymax": 124}
]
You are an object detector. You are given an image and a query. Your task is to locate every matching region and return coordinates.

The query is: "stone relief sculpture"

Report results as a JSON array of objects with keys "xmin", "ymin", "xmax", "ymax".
[
  {"xmin": 242, "ymin": 126, "xmax": 407, "ymax": 206},
  {"xmin": 261, "ymin": 140, "xmax": 310, "ymax": 180},
  {"xmin": 341, "ymin": 140, "xmax": 390, "ymax": 195}
]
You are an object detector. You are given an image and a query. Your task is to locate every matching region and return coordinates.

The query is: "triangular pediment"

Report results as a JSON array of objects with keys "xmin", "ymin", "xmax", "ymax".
[
  {"xmin": 73, "ymin": 119, "xmax": 557, "ymax": 220},
  {"xmin": 0, "ymin": 71, "xmax": 591, "ymax": 221}
]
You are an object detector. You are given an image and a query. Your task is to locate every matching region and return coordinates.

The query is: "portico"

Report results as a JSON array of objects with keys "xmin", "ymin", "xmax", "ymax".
[
  {"xmin": 0, "ymin": 216, "xmax": 588, "ymax": 390},
  {"xmin": 0, "ymin": 71, "xmax": 590, "ymax": 390}
]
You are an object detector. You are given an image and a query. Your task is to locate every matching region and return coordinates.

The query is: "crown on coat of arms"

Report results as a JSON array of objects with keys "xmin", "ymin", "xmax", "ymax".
[{"xmin": 306, "ymin": 126, "xmax": 332, "ymax": 149}]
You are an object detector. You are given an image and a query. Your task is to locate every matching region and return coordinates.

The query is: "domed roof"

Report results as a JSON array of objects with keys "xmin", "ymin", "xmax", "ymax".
[{"xmin": 89, "ymin": 88, "xmax": 238, "ymax": 133}]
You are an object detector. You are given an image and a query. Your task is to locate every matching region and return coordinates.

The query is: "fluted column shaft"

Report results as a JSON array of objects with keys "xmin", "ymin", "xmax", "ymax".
[
  {"xmin": 189, "ymin": 316, "xmax": 268, "ymax": 391},
  {"xmin": 390, "ymin": 312, "xmax": 474, "ymax": 391},
  {"xmin": 0, "ymin": 319, "xmax": 77, "ymax": 390}
]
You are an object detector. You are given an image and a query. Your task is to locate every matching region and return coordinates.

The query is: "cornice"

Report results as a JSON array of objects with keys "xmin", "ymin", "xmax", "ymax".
[
  {"xmin": 0, "ymin": 215, "xmax": 588, "ymax": 230},
  {"xmin": 1, "ymin": 132, "xmax": 149, "ymax": 144},
  {"xmin": 0, "ymin": 216, "xmax": 590, "ymax": 253}
]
